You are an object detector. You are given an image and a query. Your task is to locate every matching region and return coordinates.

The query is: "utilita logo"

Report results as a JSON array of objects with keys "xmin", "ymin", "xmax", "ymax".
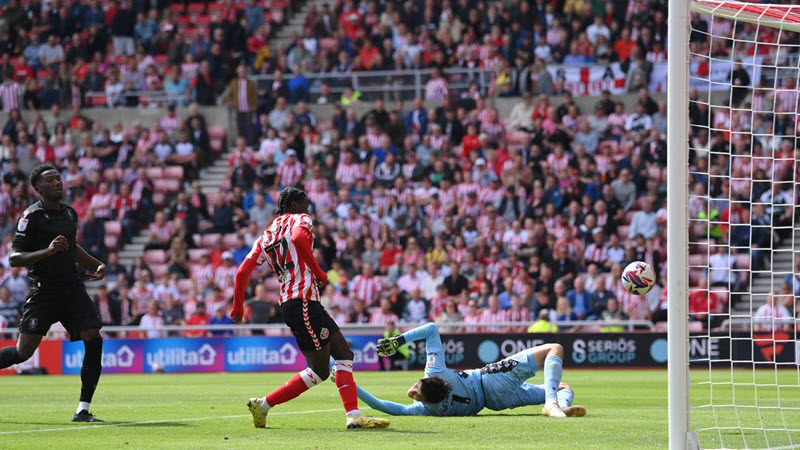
[
  {"xmin": 353, "ymin": 341, "xmax": 379, "ymax": 365},
  {"xmin": 226, "ymin": 343, "xmax": 298, "ymax": 366},
  {"xmin": 65, "ymin": 346, "xmax": 135, "ymax": 369},
  {"xmin": 146, "ymin": 343, "xmax": 217, "ymax": 368}
]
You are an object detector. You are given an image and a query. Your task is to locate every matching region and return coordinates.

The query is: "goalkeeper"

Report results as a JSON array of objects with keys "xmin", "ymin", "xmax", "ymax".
[{"xmin": 352, "ymin": 323, "xmax": 585, "ymax": 418}]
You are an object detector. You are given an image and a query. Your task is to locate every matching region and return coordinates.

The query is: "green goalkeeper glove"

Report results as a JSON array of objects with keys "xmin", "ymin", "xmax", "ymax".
[{"xmin": 377, "ymin": 335, "xmax": 406, "ymax": 357}]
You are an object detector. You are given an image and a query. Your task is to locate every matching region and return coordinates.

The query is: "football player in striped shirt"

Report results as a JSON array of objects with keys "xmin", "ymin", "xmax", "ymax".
[
  {"xmin": 230, "ymin": 188, "xmax": 389, "ymax": 430},
  {"xmin": 343, "ymin": 323, "xmax": 586, "ymax": 418}
]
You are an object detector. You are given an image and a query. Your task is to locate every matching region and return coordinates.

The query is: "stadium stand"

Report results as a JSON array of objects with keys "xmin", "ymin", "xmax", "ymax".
[{"xmin": 0, "ymin": 0, "xmax": 796, "ymax": 335}]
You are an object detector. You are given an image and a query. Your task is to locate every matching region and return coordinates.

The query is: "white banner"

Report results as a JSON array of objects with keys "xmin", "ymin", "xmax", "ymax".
[
  {"xmin": 688, "ymin": 56, "xmax": 763, "ymax": 91},
  {"xmin": 546, "ymin": 63, "xmax": 627, "ymax": 96}
]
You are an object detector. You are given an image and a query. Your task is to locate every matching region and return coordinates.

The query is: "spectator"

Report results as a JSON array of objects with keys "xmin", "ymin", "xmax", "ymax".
[
  {"xmin": 226, "ymin": 65, "xmax": 257, "ymax": 145},
  {"xmin": 140, "ymin": 301, "xmax": 164, "ymax": 339},
  {"xmin": 629, "ymin": 198, "xmax": 658, "ymax": 239},
  {"xmin": 566, "ymin": 276, "xmax": 591, "ymax": 319},
  {"xmin": 528, "ymin": 309, "xmax": 557, "ymax": 333},
  {"xmin": 611, "ymin": 169, "xmax": 637, "ymax": 210},
  {"xmin": 754, "ymin": 293, "xmax": 792, "ymax": 332},
  {"xmin": 209, "ymin": 304, "xmax": 235, "ymax": 336},
  {"xmin": 600, "ymin": 298, "xmax": 628, "ymax": 332},
  {"xmin": 184, "ymin": 301, "xmax": 210, "ymax": 337},
  {"xmin": 403, "ymin": 288, "xmax": 429, "ymax": 323},
  {"xmin": 0, "ymin": 286, "xmax": 21, "ymax": 327},
  {"xmin": 1, "ymin": 267, "xmax": 29, "ymax": 305}
]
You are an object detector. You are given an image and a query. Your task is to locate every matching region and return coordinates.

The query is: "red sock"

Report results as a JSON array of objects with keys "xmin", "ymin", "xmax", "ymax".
[
  {"xmin": 266, "ymin": 368, "xmax": 322, "ymax": 407},
  {"xmin": 334, "ymin": 360, "xmax": 358, "ymax": 413}
]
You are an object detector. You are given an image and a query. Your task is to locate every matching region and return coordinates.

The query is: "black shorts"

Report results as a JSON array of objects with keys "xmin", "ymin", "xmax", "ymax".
[
  {"xmin": 19, "ymin": 283, "xmax": 103, "ymax": 341},
  {"xmin": 280, "ymin": 298, "xmax": 339, "ymax": 352}
]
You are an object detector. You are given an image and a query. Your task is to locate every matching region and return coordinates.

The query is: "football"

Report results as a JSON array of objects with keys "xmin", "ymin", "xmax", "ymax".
[{"xmin": 621, "ymin": 261, "xmax": 656, "ymax": 295}]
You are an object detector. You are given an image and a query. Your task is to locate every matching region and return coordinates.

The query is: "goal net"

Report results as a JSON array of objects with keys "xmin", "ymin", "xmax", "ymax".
[{"xmin": 677, "ymin": 1, "xmax": 800, "ymax": 448}]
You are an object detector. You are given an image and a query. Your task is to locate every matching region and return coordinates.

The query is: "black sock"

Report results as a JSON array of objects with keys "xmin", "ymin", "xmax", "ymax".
[
  {"xmin": 80, "ymin": 337, "xmax": 103, "ymax": 403},
  {"xmin": 0, "ymin": 347, "xmax": 22, "ymax": 369}
]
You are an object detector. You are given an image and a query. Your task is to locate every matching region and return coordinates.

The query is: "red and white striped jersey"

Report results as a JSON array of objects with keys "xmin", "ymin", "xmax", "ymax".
[
  {"xmin": 480, "ymin": 309, "xmax": 507, "ymax": 332},
  {"xmin": 425, "ymin": 78, "xmax": 449, "ymax": 101},
  {"xmin": 335, "ymin": 162, "xmax": 361, "ymax": 186},
  {"xmin": 214, "ymin": 265, "xmax": 238, "ymax": 289},
  {"xmin": 247, "ymin": 213, "xmax": 321, "ymax": 304},
  {"xmin": 507, "ymin": 307, "xmax": 530, "ymax": 323},
  {"xmin": 277, "ymin": 160, "xmax": 304, "ymax": 188},
  {"xmin": 344, "ymin": 216, "xmax": 366, "ymax": 238},
  {"xmin": 369, "ymin": 310, "xmax": 399, "ymax": 325},
  {"xmin": 191, "ymin": 263, "xmax": 214, "ymax": 287},
  {"xmin": 90, "ymin": 192, "xmax": 114, "ymax": 219},
  {"xmin": 0, "ymin": 81, "xmax": 22, "ymax": 112},
  {"xmin": 351, "ymin": 274, "xmax": 384, "ymax": 305}
]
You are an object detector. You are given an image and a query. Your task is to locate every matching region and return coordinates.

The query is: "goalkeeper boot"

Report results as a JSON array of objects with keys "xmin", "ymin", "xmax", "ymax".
[
  {"xmin": 345, "ymin": 413, "xmax": 391, "ymax": 429},
  {"xmin": 247, "ymin": 397, "xmax": 269, "ymax": 428},
  {"xmin": 562, "ymin": 405, "xmax": 587, "ymax": 417},
  {"xmin": 542, "ymin": 399, "xmax": 567, "ymax": 418},
  {"xmin": 72, "ymin": 410, "xmax": 104, "ymax": 422}
]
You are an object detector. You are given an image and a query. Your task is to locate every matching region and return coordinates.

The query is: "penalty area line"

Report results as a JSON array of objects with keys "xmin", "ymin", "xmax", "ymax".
[{"xmin": 0, "ymin": 408, "xmax": 343, "ymax": 435}]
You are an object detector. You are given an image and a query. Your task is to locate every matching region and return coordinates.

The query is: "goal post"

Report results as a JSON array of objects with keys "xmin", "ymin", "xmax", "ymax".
[
  {"xmin": 667, "ymin": 0, "xmax": 692, "ymax": 448},
  {"xmin": 672, "ymin": 1, "xmax": 800, "ymax": 449}
]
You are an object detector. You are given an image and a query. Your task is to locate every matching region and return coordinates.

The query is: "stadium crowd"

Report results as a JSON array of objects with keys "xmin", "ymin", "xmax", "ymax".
[{"xmin": 0, "ymin": 0, "xmax": 798, "ymax": 335}]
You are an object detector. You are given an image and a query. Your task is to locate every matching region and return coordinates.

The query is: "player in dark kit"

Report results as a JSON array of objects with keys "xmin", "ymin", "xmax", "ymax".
[{"xmin": 0, "ymin": 164, "xmax": 107, "ymax": 422}]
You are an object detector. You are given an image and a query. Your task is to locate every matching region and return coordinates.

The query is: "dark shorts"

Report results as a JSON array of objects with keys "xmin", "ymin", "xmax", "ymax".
[
  {"xmin": 19, "ymin": 283, "xmax": 102, "ymax": 341},
  {"xmin": 280, "ymin": 298, "xmax": 339, "ymax": 352}
]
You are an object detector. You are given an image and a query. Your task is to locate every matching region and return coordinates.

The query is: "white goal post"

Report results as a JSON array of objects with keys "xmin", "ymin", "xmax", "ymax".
[{"xmin": 670, "ymin": 1, "xmax": 800, "ymax": 449}]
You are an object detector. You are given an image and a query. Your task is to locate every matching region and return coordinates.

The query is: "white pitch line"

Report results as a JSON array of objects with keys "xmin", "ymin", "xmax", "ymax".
[{"xmin": 0, "ymin": 408, "xmax": 342, "ymax": 435}]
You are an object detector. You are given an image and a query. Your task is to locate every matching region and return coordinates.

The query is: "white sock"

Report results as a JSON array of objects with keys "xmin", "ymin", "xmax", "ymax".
[
  {"xmin": 260, "ymin": 396, "xmax": 272, "ymax": 413},
  {"xmin": 346, "ymin": 409, "xmax": 362, "ymax": 419},
  {"xmin": 76, "ymin": 402, "xmax": 90, "ymax": 414}
]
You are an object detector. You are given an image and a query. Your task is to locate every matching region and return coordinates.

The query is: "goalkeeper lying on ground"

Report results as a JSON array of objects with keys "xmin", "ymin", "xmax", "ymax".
[{"xmin": 349, "ymin": 323, "xmax": 586, "ymax": 418}]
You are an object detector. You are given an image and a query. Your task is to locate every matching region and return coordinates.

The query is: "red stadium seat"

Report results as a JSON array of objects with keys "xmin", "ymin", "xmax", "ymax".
[
  {"xmin": 733, "ymin": 254, "xmax": 750, "ymax": 270},
  {"xmin": 103, "ymin": 220, "xmax": 122, "ymax": 237},
  {"xmin": 210, "ymin": 138, "xmax": 224, "ymax": 153},
  {"xmin": 177, "ymin": 279, "xmax": 195, "ymax": 294},
  {"xmin": 164, "ymin": 165, "xmax": 184, "ymax": 181},
  {"xmin": 153, "ymin": 179, "xmax": 181, "ymax": 194},
  {"xmin": 188, "ymin": 3, "xmax": 206, "ymax": 13},
  {"xmin": 145, "ymin": 167, "xmax": 164, "ymax": 180},
  {"xmin": 223, "ymin": 233, "xmax": 239, "ymax": 248},
  {"xmin": 152, "ymin": 192, "xmax": 166, "ymax": 206},
  {"xmin": 104, "ymin": 235, "xmax": 119, "ymax": 249},
  {"xmin": 688, "ymin": 321, "xmax": 704, "ymax": 333},
  {"xmin": 149, "ymin": 264, "xmax": 169, "ymax": 278},
  {"xmin": 201, "ymin": 233, "xmax": 222, "ymax": 248},
  {"xmin": 319, "ymin": 38, "xmax": 337, "ymax": 51},
  {"xmin": 617, "ymin": 225, "xmax": 630, "ymax": 240},
  {"xmin": 624, "ymin": 211, "xmax": 636, "ymax": 225},
  {"xmin": 144, "ymin": 250, "xmax": 168, "ymax": 264},
  {"xmin": 188, "ymin": 248, "xmax": 208, "ymax": 262},
  {"xmin": 89, "ymin": 95, "xmax": 108, "ymax": 106},
  {"xmin": 208, "ymin": 126, "xmax": 226, "ymax": 139}
]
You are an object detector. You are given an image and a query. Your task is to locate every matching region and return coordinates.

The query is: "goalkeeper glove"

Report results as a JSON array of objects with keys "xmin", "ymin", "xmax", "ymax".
[{"xmin": 377, "ymin": 335, "xmax": 406, "ymax": 357}]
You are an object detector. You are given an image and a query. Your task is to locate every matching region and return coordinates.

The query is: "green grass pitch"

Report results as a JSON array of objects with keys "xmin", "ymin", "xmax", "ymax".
[{"xmin": 1, "ymin": 369, "xmax": 799, "ymax": 449}]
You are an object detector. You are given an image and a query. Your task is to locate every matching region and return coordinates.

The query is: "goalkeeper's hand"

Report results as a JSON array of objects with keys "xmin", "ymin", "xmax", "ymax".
[{"xmin": 377, "ymin": 336, "xmax": 406, "ymax": 357}]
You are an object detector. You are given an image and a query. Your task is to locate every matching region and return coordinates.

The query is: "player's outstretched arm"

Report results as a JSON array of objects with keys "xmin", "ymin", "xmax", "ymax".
[
  {"xmin": 230, "ymin": 257, "xmax": 257, "ymax": 323},
  {"xmin": 377, "ymin": 323, "xmax": 447, "ymax": 374},
  {"xmin": 356, "ymin": 385, "xmax": 428, "ymax": 416}
]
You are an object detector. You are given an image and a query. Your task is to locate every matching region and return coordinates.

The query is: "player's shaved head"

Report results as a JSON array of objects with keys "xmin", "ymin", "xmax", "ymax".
[{"xmin": 29, "ymin": 163, "xmax": 59, "ymax": 188}]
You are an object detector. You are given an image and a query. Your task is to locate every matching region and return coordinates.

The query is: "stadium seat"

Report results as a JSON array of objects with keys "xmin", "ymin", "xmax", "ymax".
[
  {"xmin": 104, "ymin": 220, "xmax": 122, "ymax": 237},
  {"xmin": 688, "ymin": 254, "xmax": 708, "ymax": 267},
  {"xmin": 144, "ymin": 250, "xmax": 168, "ymax": 264},
  {"xmin": 153, "ymin": 178, "xmax": 181, "ymax": 194},
  {"xmin": 210, "ymin": 138, "xmax": 224, "ymax": 153},
  {"xmin": 624, "ymin": 211, "xmax": 635, "ymax": 225},
  {"xmin": 319, "ymin": 38, "xmax": 337, "ymax": 51},
  {"xmin": 207, "ymin": 126, "xmax": 226, "ymax": 139},
  {"xmin": 222, "ymin": 234, "xmax": 239, "ymax": 248},
  {"xmin": 152, "ymin": 192, "xmax": 166, "ymax": 206},
  {"xmin": 688, "ymin": 321, "xmax": 704, "ymax": 333},
  {"xmin": 618, "ymin": 226, "xmax": 630, "ymax": 240},
  {"xmin": 188, "ymin": 248, "xmax": 208, "ymax": 262},
  {"xmin": 733, "ymin": 254, "xmax": 750, "ymax": 270},
  {"xmin": 104, "ymin": 235, "xmax": 119, "ymax": 249},
  {"xmin": 145, "ymin": 167, "xmax": 164, "ymax": 179},
  {"xmin": 177, "ymin": 279, "xmax": 195, "ymax": 294},
  {"xmin": 164, "ymin": 166, "xmax": 185, "ymax": 181},
  {"xmin": 201, "ymin": 233, "xmax": 222, "ymax": 248},
  {"xmin": 149, "ymin": 264, "xmax": 168, "ymax": 278}
]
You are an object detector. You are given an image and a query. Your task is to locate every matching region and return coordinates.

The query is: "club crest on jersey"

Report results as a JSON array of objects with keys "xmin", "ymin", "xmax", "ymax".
[
  {"xmin": 320, "ymin": 327, "xmax": 329, "ymax": 340},
  {"xmin": 17, "ymin": 218, "xmax": 28, "ymax": 232}
]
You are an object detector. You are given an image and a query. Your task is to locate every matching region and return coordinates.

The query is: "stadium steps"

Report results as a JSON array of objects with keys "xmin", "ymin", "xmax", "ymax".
[
  {"xmin": 269, "ymin": 0, "xmax": 328, "ymax": 54},
  {"xmin": 731, "ymin": 232, "xmax": 799, "ymax": 316},
  {"xmin": 114, "ymin": 150, "xmax": 233, "ymax": 268}
]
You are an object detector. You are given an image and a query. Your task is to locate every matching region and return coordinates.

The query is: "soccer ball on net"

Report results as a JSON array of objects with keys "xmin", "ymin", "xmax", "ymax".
[{"xmin": 620, "ymin": 261, "xmax": 656, "ymax": 295}]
